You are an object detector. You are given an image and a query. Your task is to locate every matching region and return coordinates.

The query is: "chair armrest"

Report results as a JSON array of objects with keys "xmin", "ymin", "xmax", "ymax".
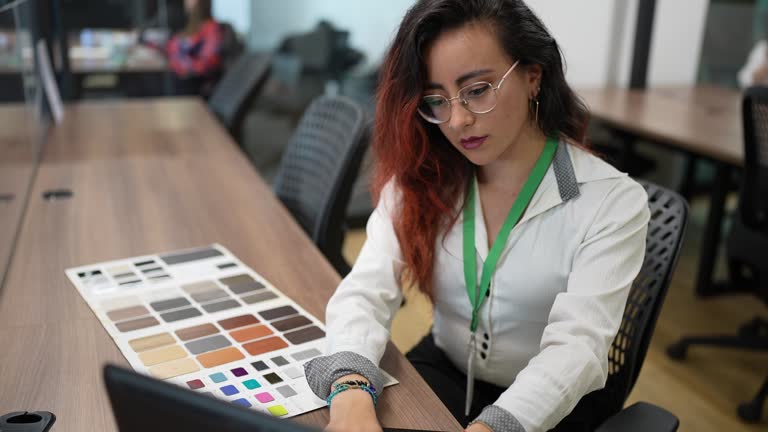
[{"xmin": 595, "ymin": 402, "xmax": 679, "ymax": 432}]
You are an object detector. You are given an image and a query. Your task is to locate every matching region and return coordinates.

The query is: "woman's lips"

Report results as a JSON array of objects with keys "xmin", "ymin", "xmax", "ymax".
[{"xmin": 460, "ymin": 135, "xmax": 488, "ymax": 150}]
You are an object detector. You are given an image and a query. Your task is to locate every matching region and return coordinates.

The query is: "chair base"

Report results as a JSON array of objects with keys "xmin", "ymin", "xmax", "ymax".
[
  {"xmin": 595, "ymin": 402, "xmax": 679, "ymax": 432},
  {"xmin": 738, "ymin": 377, "xmax": 767, "ymax": 423},
  {"xmin": 666, "ymin": 316, "xmax": 768, "ymax": 422}
]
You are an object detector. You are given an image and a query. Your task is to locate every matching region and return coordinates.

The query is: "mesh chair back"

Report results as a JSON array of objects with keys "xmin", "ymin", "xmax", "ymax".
[
  {"xmin": 727, "ymin": 87, "xmax": 768, "ymax": 304},
  {"xmin": 208, "ymin": 53, "xmax": 271, "ymax": 139},
  {"xmin": 587, "ymin": 181, "xmax": 688, "ymax": 424},
  {"xmin": 741, "ymin": 86, "xmax": 768, "ymax": 231},
  {"xmin": 273, "ymin": 95, "xmax": 367, "ymax": 275}
]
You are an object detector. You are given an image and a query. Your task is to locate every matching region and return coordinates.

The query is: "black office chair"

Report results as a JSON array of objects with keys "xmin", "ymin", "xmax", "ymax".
[
  {"xmin": 273, "ymin": 95, "xmax": 369, "ymax": 277},
  {"xmin": 207, "ymin": 53, "xmax": 271, "ymax": 142},
  {"xmin": 666, "ymin": 86, "xmax": 768, "ymax": 423},
  {"xmin": 589, "ymin": 181, "xmax": 688, "ymax": 431}
]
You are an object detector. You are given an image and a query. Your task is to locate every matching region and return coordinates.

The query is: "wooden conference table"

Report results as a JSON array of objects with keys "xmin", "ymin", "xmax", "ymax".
[
  {"xmin": 0, "ymin": 98, "xmax": 461, "ymax": 432},
  {"xmin": 0, "ymin": 103, "xmax": 41, "ymax": 289},
  {"xmin": 578, "ymin": 86, "xmax": 743, "ymax": 296}
]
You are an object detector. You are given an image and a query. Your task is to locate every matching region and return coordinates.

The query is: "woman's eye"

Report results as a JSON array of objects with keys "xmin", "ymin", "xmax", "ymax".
[{"xmin": 467, "ymin": 86, "xmax": 488, "ymax": 97}]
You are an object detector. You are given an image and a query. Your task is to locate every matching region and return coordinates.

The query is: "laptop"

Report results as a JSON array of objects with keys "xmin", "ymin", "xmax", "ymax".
[{"xmin": 104, "ymin": 365, "xmax": 443, "ymax": 432}]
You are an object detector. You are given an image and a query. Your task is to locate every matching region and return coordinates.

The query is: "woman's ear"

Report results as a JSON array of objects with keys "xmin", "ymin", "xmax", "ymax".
[{"xmin": 526, "ymin": 64, "xmax": 543, "ymax": 98}]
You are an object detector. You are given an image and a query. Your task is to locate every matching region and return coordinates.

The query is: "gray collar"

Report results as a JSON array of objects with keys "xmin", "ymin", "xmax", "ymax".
[{"xmin": 552, "ymin": 141, "xmax": 580, "ymax": 202}]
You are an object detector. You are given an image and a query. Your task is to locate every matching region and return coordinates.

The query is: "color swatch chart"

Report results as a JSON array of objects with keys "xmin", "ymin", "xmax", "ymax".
[{"xmin": 65, "ymin": 244, "xmax": 396, "ymax": 418}]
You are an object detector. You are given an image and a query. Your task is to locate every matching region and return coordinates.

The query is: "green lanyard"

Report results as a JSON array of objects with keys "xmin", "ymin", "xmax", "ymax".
[{"xmin": 462, "ymin": 137, "xmax": 557, "ymax": 332}]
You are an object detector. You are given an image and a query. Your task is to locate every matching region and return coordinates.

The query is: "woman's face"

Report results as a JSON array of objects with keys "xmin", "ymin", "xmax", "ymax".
[
  {"xmin": 423, "ymin": 22, "xmax": 541, "ymax": 166},
  {"xmin": 184, "ymin": 0, "xmax": 198, "ymax": 14}
]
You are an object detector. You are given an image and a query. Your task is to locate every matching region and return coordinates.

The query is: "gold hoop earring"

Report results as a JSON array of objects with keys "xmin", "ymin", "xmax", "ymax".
[{"xmin": 529, "ymin": 97, "xmax": 540, "ymax": 124}]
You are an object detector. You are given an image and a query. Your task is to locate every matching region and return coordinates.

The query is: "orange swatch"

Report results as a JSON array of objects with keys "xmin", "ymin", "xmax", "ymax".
[
  {"xmin": 242, "ymin": 336, "xmax": 288, "ymax": 356},
  {"xmin": 196, "ymin": 346, "xmax": 245, "ymax": 368},
  {"xmin": 229, "ymin": 325, "xmax": 273, "ymax": 343}
]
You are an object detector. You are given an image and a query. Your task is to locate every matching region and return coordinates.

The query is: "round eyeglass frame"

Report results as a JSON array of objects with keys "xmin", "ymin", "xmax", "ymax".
[{"xmin": 417, "ymin": 60, "xmax": 520, "ymax": 124}]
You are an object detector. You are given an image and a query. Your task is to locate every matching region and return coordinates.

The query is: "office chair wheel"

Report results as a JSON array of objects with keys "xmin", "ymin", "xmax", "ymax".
[
  {"xmin": 737, "ymin": 400, "xmax": 763, "ymax": 423},
  {"xmin": 666, "ymin": 342, "xmax": 688, "ymax": 360}
]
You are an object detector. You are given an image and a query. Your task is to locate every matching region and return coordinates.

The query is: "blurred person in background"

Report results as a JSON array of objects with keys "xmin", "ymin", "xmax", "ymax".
[{"xmin": 142, "ymin": 0, "xmax": 224, "ymax": 97}]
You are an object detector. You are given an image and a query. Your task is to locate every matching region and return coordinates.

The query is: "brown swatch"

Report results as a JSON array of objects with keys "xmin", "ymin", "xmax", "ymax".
[
  {"xmin": 284, "ymin": 326, "xmax": 325, "ymax": 345},
  {"xmin": 271, "ymin": 315, "xmax": 312, "ymax": 332},
  {"xmin": 230, "ymin": 325, "xmax": 273, "ymax": 343},
  {"xmin": 197, "ymin": 346, "xmax": 245, "ymax": 368},
  {"xmin": 218, "ymin": 314, "xmax": 259, "ymax": 330},
  {"xmin": 116, "ymin": 316, "xmax": 159, "ymax": 332},
  {"xmin": 175, "ymin": 323, "xmax": 219, "ymax": 341},
  {"xmin": 258, "ymin": 306, "xmax": 298, "ymax": 321},
  {"xmin": 229, "ymin": 281, "xmax": 265, "ymax": 295},
  {"xmin": 219, "ymin": 274, "xmax": 255, "ymax": 287},
  {"xmin": 243, "ymin": 336, "xmax": 289, "ymax": 356},
  {"xmin": 107, "ymin": 305, "xmax": 149, "ymax": 322}
]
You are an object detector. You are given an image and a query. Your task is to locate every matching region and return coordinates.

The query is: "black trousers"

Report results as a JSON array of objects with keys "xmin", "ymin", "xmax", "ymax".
[{"xmin": 405, "ymin": 334, "xmax": 595, "ymax": 431}]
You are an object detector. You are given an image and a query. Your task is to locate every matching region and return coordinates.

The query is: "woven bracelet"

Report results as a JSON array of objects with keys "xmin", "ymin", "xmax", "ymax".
[{"xmin": 325, "ymin": 380, "xmax": 378, "ymax": 407}]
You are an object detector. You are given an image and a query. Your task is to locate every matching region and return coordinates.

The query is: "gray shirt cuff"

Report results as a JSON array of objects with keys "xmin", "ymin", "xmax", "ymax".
[
  {"xmin": 472, "ymin": 405, "xmax": 527, "ymax": 432},
  {"xmin": 303, "ymin": 351, "xmax": 385, "ymax": 400}
]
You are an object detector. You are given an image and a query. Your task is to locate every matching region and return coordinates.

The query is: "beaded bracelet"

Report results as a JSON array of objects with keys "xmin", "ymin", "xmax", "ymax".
[{"xmin": 325, "ymin": 380, "xmax": 378, "ymax": 407}]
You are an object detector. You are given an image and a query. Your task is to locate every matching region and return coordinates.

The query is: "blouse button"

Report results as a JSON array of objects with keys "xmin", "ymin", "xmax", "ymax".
[{"xmin": 480, "ymin": 352, "xmax": 487, "ymax": 360}]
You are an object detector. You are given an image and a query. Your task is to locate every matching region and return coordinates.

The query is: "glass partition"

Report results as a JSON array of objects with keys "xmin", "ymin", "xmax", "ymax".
[{"xmin": 0, "ymin": 0, "xmax": 45, "ymax": 283}]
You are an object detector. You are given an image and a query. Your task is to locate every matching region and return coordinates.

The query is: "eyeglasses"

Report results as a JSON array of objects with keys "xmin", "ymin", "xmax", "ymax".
[{"xmin": 417, "ymin": 60, "xmax": 520, "ymax": 124}]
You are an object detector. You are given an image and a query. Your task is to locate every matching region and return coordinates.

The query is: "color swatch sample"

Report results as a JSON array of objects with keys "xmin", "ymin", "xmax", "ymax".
[{"xmin": 65, "ymin": 244, "xmax": 397, "ymax": 418}]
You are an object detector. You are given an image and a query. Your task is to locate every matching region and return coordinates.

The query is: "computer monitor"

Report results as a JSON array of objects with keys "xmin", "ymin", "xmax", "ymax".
[{"xmin": 104, "ymin": 365, "xmax": 441, "ymax": 432}]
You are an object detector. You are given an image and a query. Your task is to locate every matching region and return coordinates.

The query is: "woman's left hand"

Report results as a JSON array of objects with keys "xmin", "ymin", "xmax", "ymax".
[{"xmin": 465, "ymin": 422, "xmax": 493, "ymax": 432}]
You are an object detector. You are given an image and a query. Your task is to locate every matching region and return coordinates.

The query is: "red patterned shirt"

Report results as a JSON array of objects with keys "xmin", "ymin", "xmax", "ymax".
[{"xmin": 166, "ymin": 20, "xmax": 223, "ymax": 78}]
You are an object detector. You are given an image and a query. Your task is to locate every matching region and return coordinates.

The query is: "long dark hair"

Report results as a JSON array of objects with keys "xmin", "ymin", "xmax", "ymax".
[{"xmin": 372, "ymin": 0, "xmax": 590, "ymax": 300}]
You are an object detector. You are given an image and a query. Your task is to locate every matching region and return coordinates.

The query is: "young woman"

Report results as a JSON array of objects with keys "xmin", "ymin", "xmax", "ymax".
[
  {"xmin": 305, "ymin": 1, "xmax": 650, "ymax": 431},
  {"xmin": 143, "ymin": 0, "xmax": 224, "ymax": 96}
]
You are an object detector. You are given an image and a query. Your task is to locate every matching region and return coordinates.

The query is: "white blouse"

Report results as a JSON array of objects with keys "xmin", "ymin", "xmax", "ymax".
[
  {"xmin": 322, "ymin": 142, "xmax": 650, "ymax": 432},
  {"xmin": 738, "ymin": 40, "xmax": 767, "ymax": 89}
]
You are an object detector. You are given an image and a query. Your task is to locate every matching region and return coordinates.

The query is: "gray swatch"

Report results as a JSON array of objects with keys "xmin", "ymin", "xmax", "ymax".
[
  {"xmin": 160, "ymin": 247, "xmax": 223, "ymax": 265},
  {"xmin": 283, "ymin": 366, "xmax": 304, "ymax": 379},
  {"xmin": 202, "ymin": 299, "xmax": 241, "ymax": 313},
  {"xmin": 190, "ymin": 289, "xmax": 229, "ymax": 303},
  {"xmin": 241, "ymin": 291, "xmax": 278, "ymax": 304},
  {"xmin": 150, "ymin": 297, "xmax": 191, "ymax": 312},
  {"xmin": 160, "ymin": 307, "xmax": 202, "ymax": 323},
  {"xmin": 185, "ymin": 334, "xmax": 232, "ymax": 355},
  {"xmin": 292, "ymin": 348, "xmax": 322, "ymax": 361},
  {"xmin": 271, "ymin": 356, "xmax": 288, "ymax": 366},
  {"xmin": 276, "ymin": 385, "xmax": 297, "ymax": 398}
]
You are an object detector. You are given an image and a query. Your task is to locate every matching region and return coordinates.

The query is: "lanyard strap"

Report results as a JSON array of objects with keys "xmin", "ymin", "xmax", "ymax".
[{"xmin": 462, "ymin": 138, "xmax": 557, "ymax": 332}]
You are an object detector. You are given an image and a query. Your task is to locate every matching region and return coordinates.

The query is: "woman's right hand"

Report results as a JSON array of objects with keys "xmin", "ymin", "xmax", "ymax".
[{"xmin": 325, "ymin": 387, "xmax": 382, "ymax": 432}]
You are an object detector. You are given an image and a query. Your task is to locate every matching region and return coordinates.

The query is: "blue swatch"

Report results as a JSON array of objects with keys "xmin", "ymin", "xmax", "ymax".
[
  {"xmin": 220, "ymin": 384, "xmax": 239, "ymax": 396},
  {"xmin": 209, "ymin": 372, "xmax": 227, "ymax": 383}
]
